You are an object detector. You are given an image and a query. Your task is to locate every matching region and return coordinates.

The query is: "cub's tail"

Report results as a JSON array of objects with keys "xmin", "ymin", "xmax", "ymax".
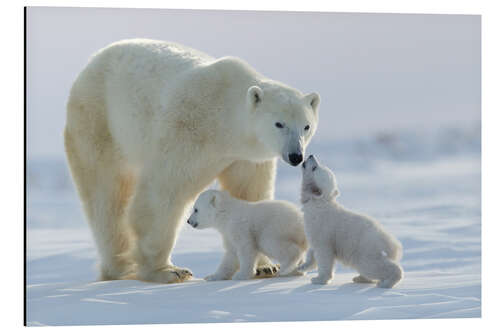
[{"xmin": 381, "ymin": 236, "xmax": 403, "ymax": 262}]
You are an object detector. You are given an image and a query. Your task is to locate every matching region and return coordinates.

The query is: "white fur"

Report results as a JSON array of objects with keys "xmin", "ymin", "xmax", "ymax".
[
  {"xmin": 299, "ymin": 155, "xmax": 403, "ymax": 288},
  {"xmin": 188, "ymin": 190, "xmax": 307, "ymax": 280},
  {"xmin": 64, "ymin": 39, "xmax": 319, "ymax": 283}
]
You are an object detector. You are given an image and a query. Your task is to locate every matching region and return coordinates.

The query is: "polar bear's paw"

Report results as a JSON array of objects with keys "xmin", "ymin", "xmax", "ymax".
[
  {"xmin": 139, "ymin": 266, "xmax": 193, "ymax": 284},
  {"xmin": 255, "ymin": 264, "xmax": 280, "ymax": 278},
  {"xmin": 353, "ymin": 275, "xmax": 374, "ymax": 284},
  {"xmin": 311, "ymin": 276, "xmax": 331, "ymax": 285}
]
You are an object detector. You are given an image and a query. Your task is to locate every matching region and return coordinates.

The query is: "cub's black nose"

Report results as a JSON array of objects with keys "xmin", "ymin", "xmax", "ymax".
[{"xmin": 288, "ymin": 153, "xmax": 303, "ymax": 166}]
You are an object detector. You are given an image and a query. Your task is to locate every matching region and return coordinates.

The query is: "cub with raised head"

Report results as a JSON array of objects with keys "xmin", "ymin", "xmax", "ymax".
[{"xmin": 299, "ymin": 155, "xmax": 403, "ymax": 288}]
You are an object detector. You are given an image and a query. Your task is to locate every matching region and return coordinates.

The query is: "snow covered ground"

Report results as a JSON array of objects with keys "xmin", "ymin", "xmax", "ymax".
[
  {"xmin": 26, "ymin": 125, "xmax": 481, "ymax": 326},
  {"xmin": 23, "ymin": 7, "xmax": 481, "ymax": 327}
]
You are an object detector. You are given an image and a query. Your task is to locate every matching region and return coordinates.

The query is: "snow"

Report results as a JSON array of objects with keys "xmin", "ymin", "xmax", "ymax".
[{"xmin": 26, "ymin": 125, "xmax": 481, "ymax": 326}]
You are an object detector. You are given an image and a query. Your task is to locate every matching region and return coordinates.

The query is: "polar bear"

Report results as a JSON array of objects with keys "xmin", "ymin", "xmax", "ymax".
[
  {"xmin": 299, "ymin": 155, "xmax": 403, "ymax": 288},
  {"xmin": 64, "ymin": 39, "xmax": 320, "ymax": 283},
  {"xmin": 187, "ymin": 190, "xmax": 307, "ymax": 280}
]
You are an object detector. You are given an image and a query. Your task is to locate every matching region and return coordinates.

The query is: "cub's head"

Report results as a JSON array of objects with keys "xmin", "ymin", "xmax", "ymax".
[
  {"xmin": 301, "ymin": 155, "xmax": 340, "ymax": 204},
  {"xmin": 187, "ymin": 190, "xmax": 226, "ymax": 230},
  {"xmin": 246, "ymin": 84, "xmax": 320, "ymax": 166}
]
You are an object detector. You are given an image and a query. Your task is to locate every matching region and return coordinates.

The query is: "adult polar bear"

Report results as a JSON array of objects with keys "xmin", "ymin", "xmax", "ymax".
[{"xmin": 65, "ymin": 39, "xmax": 320, "ymax": 283}]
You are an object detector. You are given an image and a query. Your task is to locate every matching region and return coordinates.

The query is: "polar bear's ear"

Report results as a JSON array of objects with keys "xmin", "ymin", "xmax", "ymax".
[
  {"xmin": 332, "ymin": 189, "xmax": 340, "ymax": 199},
  {"xmin": 305, "ymin": 92, "xmax": 320, "ymax": 113},
  {"xmin": 247, "ymin": 86, "xmax": 263, "ymax": 109}
]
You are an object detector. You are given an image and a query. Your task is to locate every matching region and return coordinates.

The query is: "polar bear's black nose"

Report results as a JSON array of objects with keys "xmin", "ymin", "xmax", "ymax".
[{"xmin": 288, "ymin": 153, "xmax": 303, "ymax": 166}]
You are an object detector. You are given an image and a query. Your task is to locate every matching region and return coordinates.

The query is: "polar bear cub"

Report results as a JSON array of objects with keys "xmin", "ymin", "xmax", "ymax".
[
  {"xmin": 187, "ymin": 190, "xmax": 307, "ymax": 280},
  {"xmin": 299, "ymin": 155, "xmax": 403, "ymax": 288}
]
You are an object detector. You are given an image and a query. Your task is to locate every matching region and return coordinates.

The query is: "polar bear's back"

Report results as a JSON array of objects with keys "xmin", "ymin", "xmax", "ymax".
[
  {"xmin": 72, "ymin": 39, "xmax": 214, "ymax": 102},
  {"xmin": 249, "ymin": 200, "xmax": 306, "ymax": 248},
  {"xmin": 332, "ymin": 206, "xmax": 403, "ymax": 264},
  {"xmin": 68, "ymin": 39, "xmax": 220, "ymax": 162},
  {"xmin": 92, "ymin": 39, "xmax": 214, "ymax": 74}
]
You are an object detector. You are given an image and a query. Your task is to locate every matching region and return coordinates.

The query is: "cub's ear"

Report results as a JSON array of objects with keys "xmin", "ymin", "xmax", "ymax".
[
  {"xmin": 305, "ymin": 92, "xmax": 320, "ymax": 113},
  {"xmin": 209, "ymin": 191, "xmax": 223, "ymax": 208},
  {"xmin": 247, "ymin": 86, "xmax": 263, "ymax": 109},
  {"xmin": 209, "ymin": 193, "xmax": 217, "ymax": 208},
  {"xmin": 310, "ymin": 184, "xmax": 323, "ymax": 197}
]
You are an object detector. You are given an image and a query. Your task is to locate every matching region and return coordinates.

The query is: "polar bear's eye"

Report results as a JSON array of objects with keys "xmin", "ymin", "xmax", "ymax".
[
  {"xmin": 275, "ymin": 122, "xmax": 284, "ymax": 128},
  {"xmin": 304, "ymin": 125, "xmax": 310, "ymax": 131},
  {"xmin": 194, "ymin": 208, "xmax": 198, "ymax": 213},
  {"xmin": 312, "ymin": 166, "xmax": 317, "ymax": 171}
]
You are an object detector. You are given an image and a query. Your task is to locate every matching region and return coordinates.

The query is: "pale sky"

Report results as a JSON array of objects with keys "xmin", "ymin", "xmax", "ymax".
[{"xmin": 26, "ymin": 7, "xmax": 480, "ymax": 157}]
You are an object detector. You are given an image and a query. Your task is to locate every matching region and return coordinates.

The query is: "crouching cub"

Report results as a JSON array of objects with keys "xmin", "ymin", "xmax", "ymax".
[
  {"xmin": 187, "ymin": 190, "xmax": 307, "ymax": 280},
  {"xmin": 299, "ymin": 155, "xmax": 403, "ymax": 288}
]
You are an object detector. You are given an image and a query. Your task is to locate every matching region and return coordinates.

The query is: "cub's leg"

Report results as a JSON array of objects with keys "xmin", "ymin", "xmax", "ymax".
[
  {"xmin": 277, "ymin": 243, "xmax": 305, "ymax": 277},
  {"xmin": 376, "ymin": 260, "xmax": 403, "ymax": 288},
  {"xmin": 218, "ymin": 159, "xmax": 279, "ymax": 277},
  {"xmin": 311, "ymin": 247, "xmax": 335, "ymax": 285},
  {"xmin": 357, "ymin": 257, "xmax": 403, "ymax": 289},
  {"xmin": 205, "ymin": 250, "xmax": 239, "ymax": 281},
  {"xmin": 232, "ymin": 243, "xmax": 258, "ymax": 280},
  {"xmin": 298, "ymin": 248, "xmax": 317, "ymax": 272}
]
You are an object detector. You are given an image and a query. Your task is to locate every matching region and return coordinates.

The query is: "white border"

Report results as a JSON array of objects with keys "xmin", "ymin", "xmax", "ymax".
[{"xmin": 3, "ymin": 0, "xmax": 499, "ymax": 332}]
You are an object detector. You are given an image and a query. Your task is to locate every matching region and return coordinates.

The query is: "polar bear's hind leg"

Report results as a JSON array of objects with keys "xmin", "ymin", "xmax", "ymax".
[{"xmin": 65, "ymin": 100, "xmax": 135, "ymax": 281}]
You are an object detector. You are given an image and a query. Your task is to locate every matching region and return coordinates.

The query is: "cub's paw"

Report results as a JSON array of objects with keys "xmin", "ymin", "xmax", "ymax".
[
  {"xmin": 279, "ymin": 268, "xmax": 305, "ymax": 277},
  {"xmin": 311, "ymin": 276, "xmax": 331, "ymax": 285},
  {"xmin": 204, "ymin": 274, "xmax": 227, "ymax": 281},
  {"xmin": 298, "ymin": 262, "xmax": 316, "ymax": 273},
  {"xmin": 376, "ymin": 279, "xmax": 398, "ymax": 289},
  {"xmin": 255, "ymin": 264, "xmax": 280, "ymax": 278},
  {"xmin": 232, "ymin": 271, "xmax": 253, "ymax": 280},
  {"xmin": 353, "ymin": 275, "xmax": 374, "ymax": 284},
  {"xmin": 297, "ymin": 264, "xmax": 308, "ymax": 272}
]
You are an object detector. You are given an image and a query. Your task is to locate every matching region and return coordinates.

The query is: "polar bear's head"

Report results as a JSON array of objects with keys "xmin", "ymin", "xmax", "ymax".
[
  {"xmin": 187, "ymin": 189, "xmax": 227, "ymax": 230},
  {"xmin": 301, "ymin": 155, "xmax": 340, "ymax": 203},
  {"xmin": 246, "ymin": 84, "xmax": 320, "ymax": 166}
]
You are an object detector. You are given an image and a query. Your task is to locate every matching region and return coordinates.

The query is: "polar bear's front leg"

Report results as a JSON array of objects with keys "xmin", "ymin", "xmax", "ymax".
[
  {"xmin": 205, "ymin": 251, "xmax": 239, "ymax": 281},
  {"xmin": 129, "ymin": 171, "xmax": 193, "ymax": 284},
  {"xmin": 218, "ymin": 159, "xmax": 276, "ymax": 201},
  {"xmin": 219, "ymin": 159, "xmax": 279, "ymax": 277}
]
